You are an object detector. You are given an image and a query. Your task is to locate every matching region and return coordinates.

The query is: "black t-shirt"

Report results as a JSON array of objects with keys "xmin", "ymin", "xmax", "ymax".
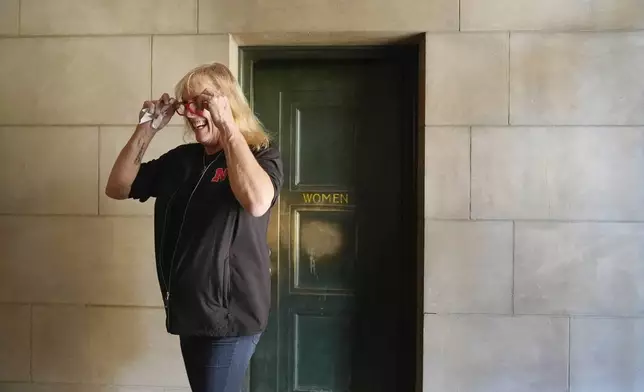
[{"xmin": 129, "ymin": 142, "xmax": 283, "ymax": 337}]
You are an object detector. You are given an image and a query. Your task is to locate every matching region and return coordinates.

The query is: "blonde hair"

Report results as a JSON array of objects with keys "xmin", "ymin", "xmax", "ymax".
[{"xmin": 174, "ymin": 62, "xmax": 270, "ymax": 150}]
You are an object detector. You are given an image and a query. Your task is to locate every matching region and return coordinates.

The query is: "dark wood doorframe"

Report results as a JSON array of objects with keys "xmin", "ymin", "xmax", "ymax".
[{"xmin": 239, "ymin": 44, "xmax": 423, "ymax": 392}]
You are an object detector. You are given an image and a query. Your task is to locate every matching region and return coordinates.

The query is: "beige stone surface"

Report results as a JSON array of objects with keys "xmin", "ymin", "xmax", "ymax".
[
  {"xmin": 20, "ymin": 0, "xmax": 196, "ymax": 35},
  {"xmin": 425, "ymin": 33, "xmax": 509, "ymax": 125},
  {"xmin": 152, "ymin": 35, "xmax": 232, "ymax": 99},
  {"xmin": 424, "ymin": 315, "xmax": 569, "ymax": 392},
  {"xmin": 0, "ymin": 127, "xmax": 98, "ymax": 215},
  {"xmin": 0, "ymin": 384, "xmax": 164, "ymax": 392},
  {"xmin": 32, "ymin": 306, "xmax": 91, "ymax": 383},
  {"xmin": 0, "ymin": 305, "xmax": 31, "ymax": 382},
  {"xmin": 86, "ymin": 308, "xmax": 187, "ymax": 386},
  {"xmin": 228, "ymin": 36, "xmax": 239, "ymax": 80},
  {"xmin": 0, "ymin": 0, "xmax": 19, "ymax": 35},
  {"xmin": 32, "ymin": 306, "xmax": 187, "ymax": 386},
  {"xmin": 232, "ymin": 32, "xmax": 421, "ymax": 47},
  {"xmin": 0, "ymin": 383, "xmax": 114, "ymax": 391},
  {"xmin": 462, "ymin": 0, "xmax": 644, "ymax": 31},
  {"xmin": 198, "ymin": 0, "xmax": 458, "ymax": 33},
  {"xmin": 0, "ymin": 216, "xmax": 161, "ymax": 306},
  {"xmin": 511, "ymin": 32, "xmax": 644, "ymax": 125},
  {"xmin": 515, "ymin": 222, "xmax": 644, "ymax": 316},
  {"xmin": 99, "ymin": 126, "xmax": 189, "ymax": 216},
  {"xmin": 0, "ymin": 37, "xmax": 150, "ymax": 125},
  {"xmin": 571, "ymin": 318, "xmax": 644, "ymax": 391},
  {"xmin": 471, "ymin": 127, "xmax": 644, "ymax": 220},
  {"xmin": 424, "ymin": 127, "xmax": 470, "ymax": 219},
  {"xmin": 425, "ymin": 221, "xmax": 513, "ymax": 314}
]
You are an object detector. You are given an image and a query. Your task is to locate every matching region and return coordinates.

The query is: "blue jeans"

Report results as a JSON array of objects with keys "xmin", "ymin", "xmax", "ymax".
[{"xmin": 180, "ymin": 333, "xmax": 261, "ymax": 392}]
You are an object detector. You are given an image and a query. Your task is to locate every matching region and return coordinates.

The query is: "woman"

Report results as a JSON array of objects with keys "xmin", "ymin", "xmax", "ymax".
[{"xmin": 105, "ymin": 62, "xmax": 283, "ymax": 392}]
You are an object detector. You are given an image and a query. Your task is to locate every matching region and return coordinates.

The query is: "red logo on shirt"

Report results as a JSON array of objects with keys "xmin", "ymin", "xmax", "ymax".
[{"xmin": 211, "ymin": 168, "xmax": 228, "ymax": 183}]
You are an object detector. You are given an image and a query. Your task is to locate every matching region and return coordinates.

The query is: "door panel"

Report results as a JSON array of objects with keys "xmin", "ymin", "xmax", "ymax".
[
  {"xmin": 293, "ymin": 312, "xmax": 353, "ymax": 391},
  {"xmin": 289, "ymin": 91, "xmax": 356, "ymax": 189},
  {"xmin": 294, "ymin": 208, "xmax": 355, "ymax": 292},
  {"xmin": 246, "ymin": 50, "xmax": 418, "ymax": 392}
]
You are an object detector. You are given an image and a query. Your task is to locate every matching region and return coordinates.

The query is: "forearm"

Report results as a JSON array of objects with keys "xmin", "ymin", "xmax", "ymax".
[
  {"xmin": 222, "ymin": 132, "xmax": 274, "ymax": 217},
  {"xmin": 105, "ymin": 124, "xmax": 156, "ymax": 199}
]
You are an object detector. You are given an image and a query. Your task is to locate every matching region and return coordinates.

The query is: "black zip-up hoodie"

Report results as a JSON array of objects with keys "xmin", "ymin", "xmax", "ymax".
[{"xmin": 129, "ymin": 142, "xmax": 283, "ymax": 337}]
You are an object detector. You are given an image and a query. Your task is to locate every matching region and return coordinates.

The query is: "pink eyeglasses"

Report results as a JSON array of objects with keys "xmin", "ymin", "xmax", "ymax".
[{"xmin": 175, "ymin": 91, "xmax": 214, "ymax": 117}]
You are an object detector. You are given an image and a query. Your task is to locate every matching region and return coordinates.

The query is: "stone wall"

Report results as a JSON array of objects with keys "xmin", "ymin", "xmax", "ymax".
[{"xmin": 0, "ymin": 0, "xmax": 642, "ymax": 391}]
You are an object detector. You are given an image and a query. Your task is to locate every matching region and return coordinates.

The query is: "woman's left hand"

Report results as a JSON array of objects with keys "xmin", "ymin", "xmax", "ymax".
[{"xmin": 206, "ymin": 93, "xmax": 239, "ymax": 139}]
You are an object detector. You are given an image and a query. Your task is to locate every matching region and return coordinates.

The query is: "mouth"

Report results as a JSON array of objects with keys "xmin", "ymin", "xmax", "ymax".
[{"xmin": 190, "ymin": 119, "xmax": 208, "ymax": 131}]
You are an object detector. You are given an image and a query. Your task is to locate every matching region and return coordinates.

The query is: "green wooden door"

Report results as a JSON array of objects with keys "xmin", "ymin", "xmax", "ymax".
[{"xmin": 245, "ymin": 49, "xmax": 418, "ymax": 392}]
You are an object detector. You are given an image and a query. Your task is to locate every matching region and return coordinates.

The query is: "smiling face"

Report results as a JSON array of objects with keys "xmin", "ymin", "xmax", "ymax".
[
  {"xmin": 180, "ymin": 77, "xmax": 221, "ymax": 150},
  {"xmin": 175, "ymin": 62, "xmax": 270, "ymax": 152}
]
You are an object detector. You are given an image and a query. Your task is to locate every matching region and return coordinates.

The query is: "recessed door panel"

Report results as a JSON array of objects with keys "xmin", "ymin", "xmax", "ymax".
[
  {"xmin": 289, "ymin": 91, "xmax": 356, "ymax": 189},
  {"xmin": 293, "ymin": 208, "xmax": 356, "ymax": 292}
]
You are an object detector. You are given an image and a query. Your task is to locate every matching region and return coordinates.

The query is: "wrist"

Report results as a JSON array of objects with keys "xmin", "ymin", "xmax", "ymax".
[
  {"xmin": 135, "ymin": 122, "xmax": 157, "ymax": 138},
  {"xmin": 221, "ymin": 124, "xmax": 244, "ymax": 146},
  {"xmin": 136, "ymin": 122, "xmax": 155, "ymax": 133}
]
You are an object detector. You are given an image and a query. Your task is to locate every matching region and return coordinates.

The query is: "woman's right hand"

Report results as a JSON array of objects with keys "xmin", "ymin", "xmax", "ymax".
[{"xmin": 139, "ymin": 93, "xmax": 176, "ymax": 131}]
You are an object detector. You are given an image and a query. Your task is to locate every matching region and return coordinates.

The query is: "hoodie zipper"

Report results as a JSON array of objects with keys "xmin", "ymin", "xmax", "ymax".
[
  {"xmin": 164, "ymin": 158, "xmax": 218, "ymax": 330},
  {"xmin": 158, "ymin": 187, "xmax": 180, "ymax": 303}
]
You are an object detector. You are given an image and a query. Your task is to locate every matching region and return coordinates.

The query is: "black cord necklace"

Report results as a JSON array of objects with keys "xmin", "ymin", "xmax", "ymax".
[{"xmin": 202, "ymin": 148, "xmax": 224, "ymax": 170}]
